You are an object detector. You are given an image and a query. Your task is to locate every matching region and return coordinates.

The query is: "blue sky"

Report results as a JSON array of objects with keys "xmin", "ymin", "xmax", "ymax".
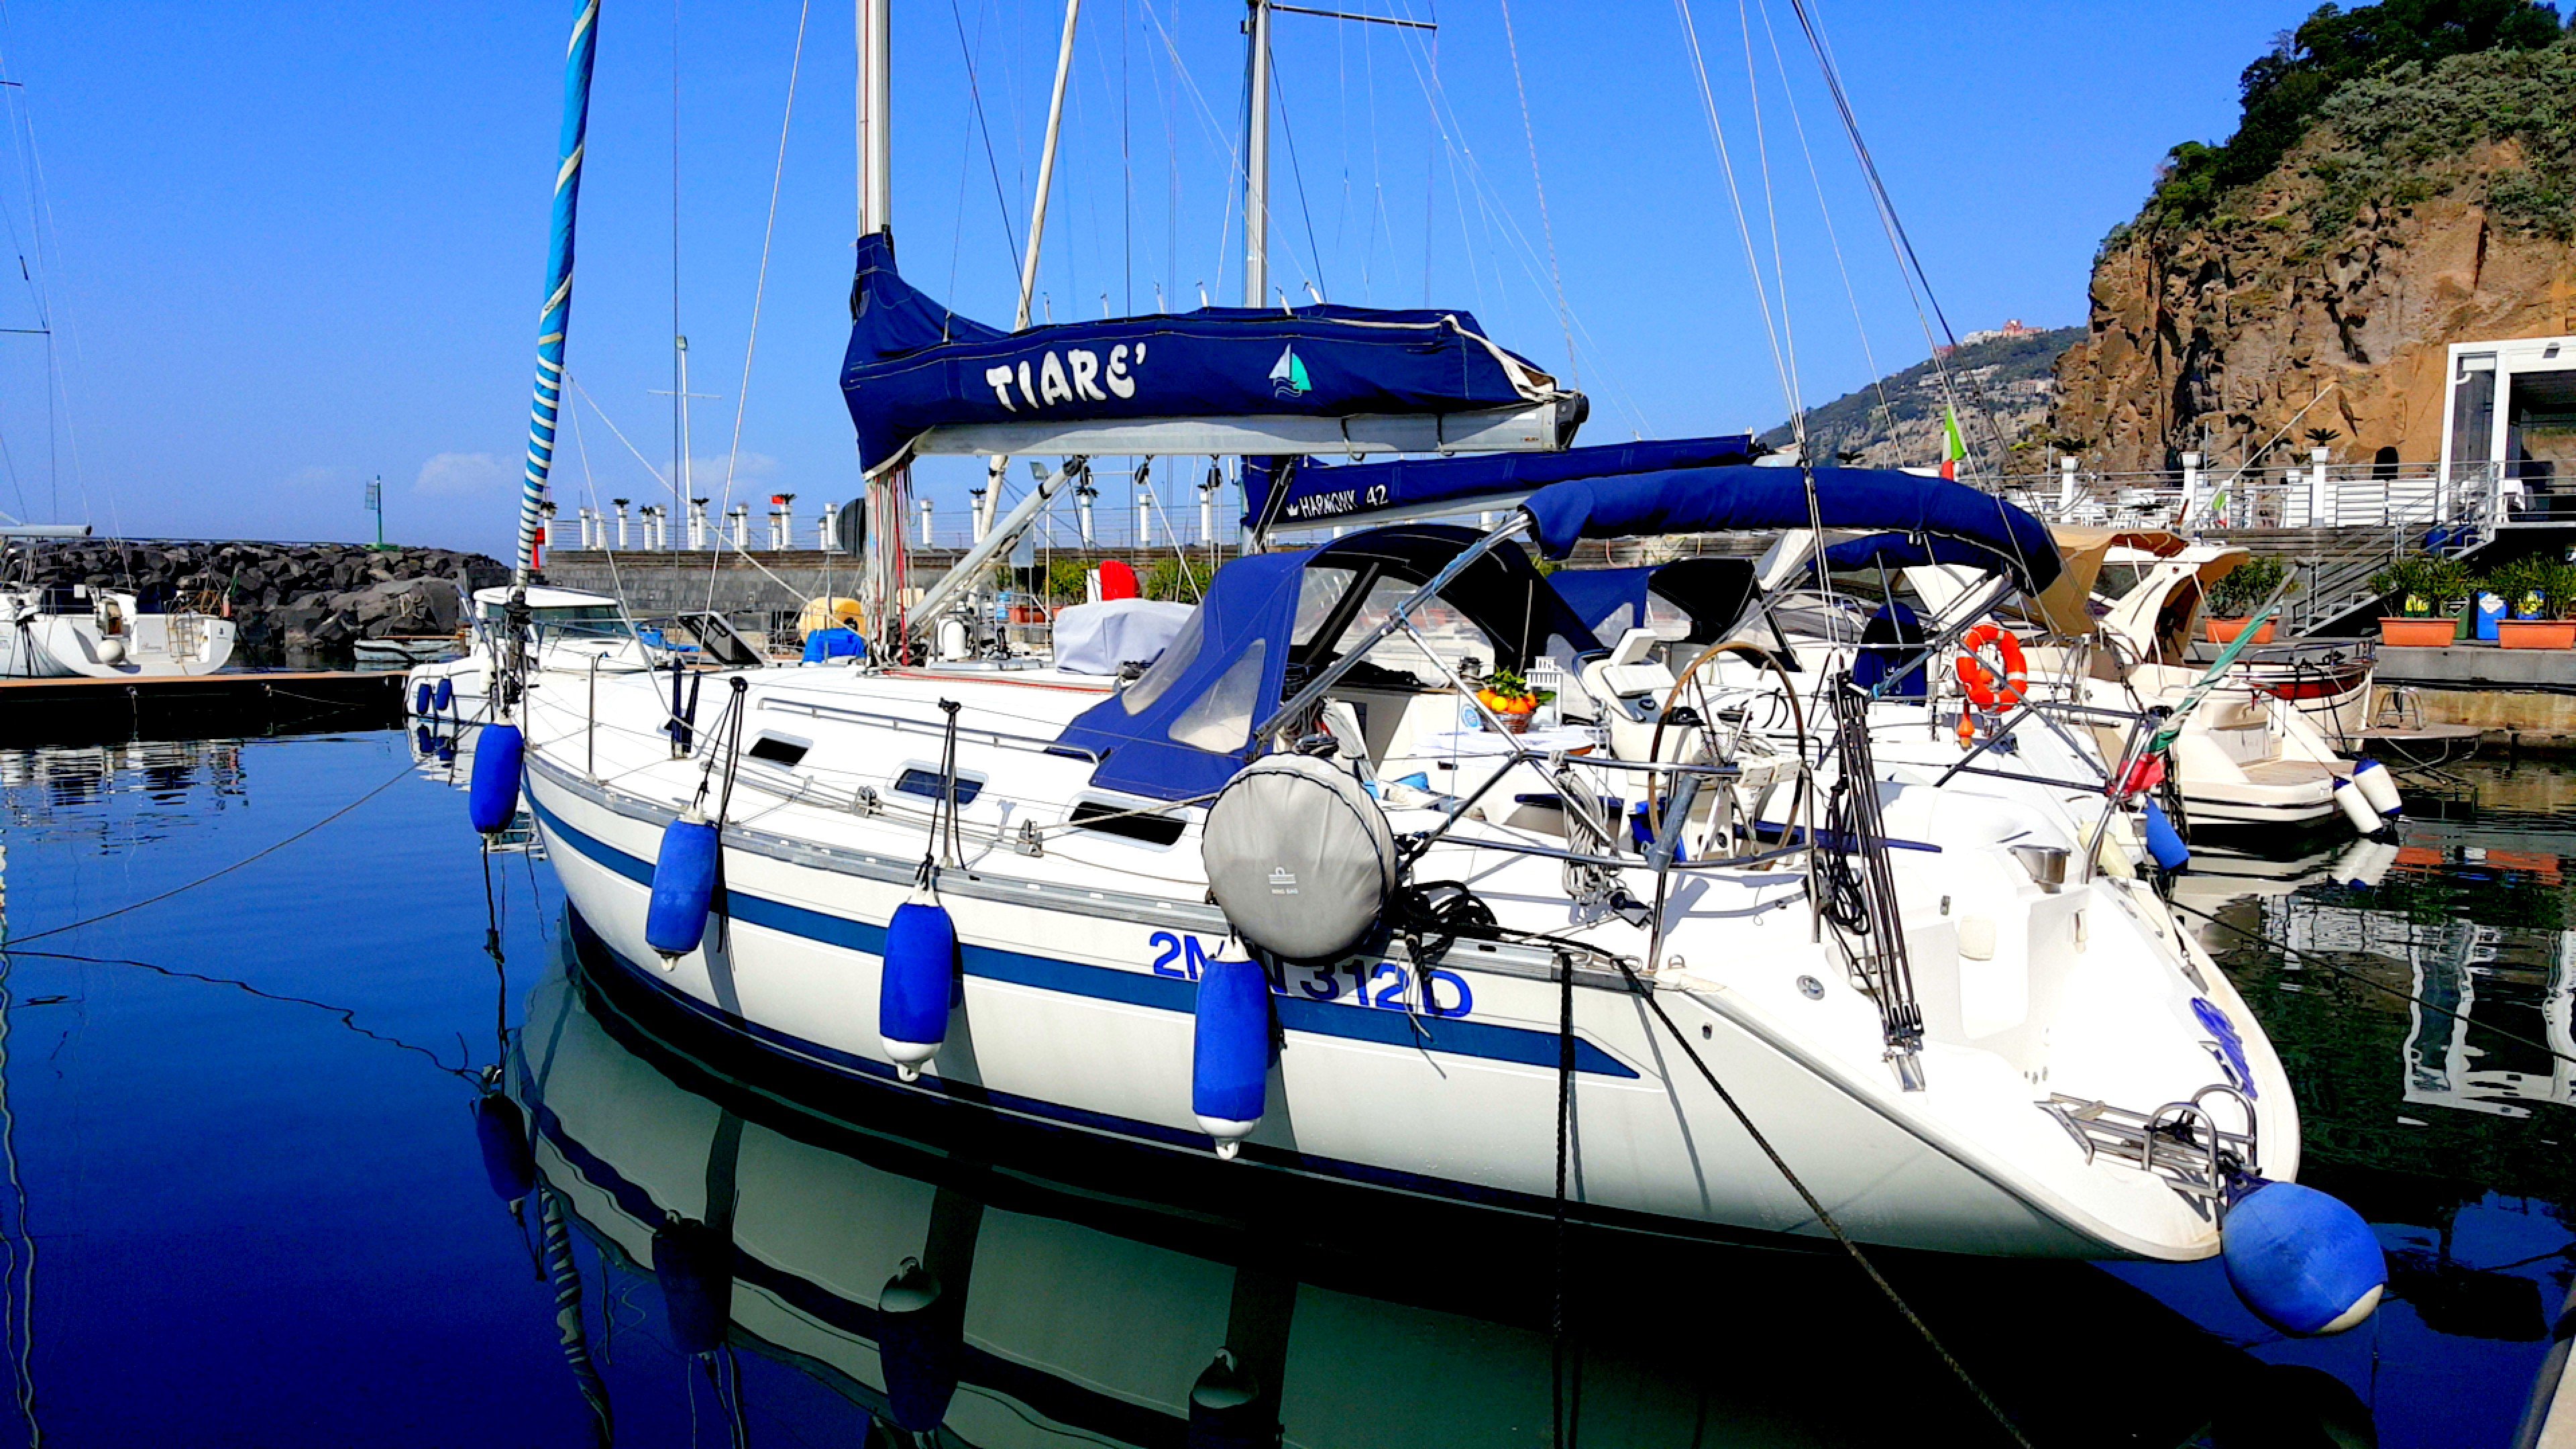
[{"xmin": 0, "ymin": 0, "xmax": 2306, "ymax": 557}]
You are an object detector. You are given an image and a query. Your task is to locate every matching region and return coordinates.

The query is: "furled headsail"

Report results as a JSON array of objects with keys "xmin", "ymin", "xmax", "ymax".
[{"xmin": 840, "ymin": 233, "xmax": 1585, "ymax": 476}]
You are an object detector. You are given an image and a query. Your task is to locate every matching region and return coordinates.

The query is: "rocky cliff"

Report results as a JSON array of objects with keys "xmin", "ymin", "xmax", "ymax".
[
  {"xmin": 2051, "ymin": 30, "xmax": 2576, "ymax": 471},
  {"xmin": 4, "ymin": 539, "xmax": 506, "ymax": 659}
]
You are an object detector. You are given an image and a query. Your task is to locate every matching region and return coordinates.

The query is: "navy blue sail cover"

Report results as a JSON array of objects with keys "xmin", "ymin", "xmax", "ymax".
[
  {"xmin": 1521, "ymin": 465, "xmax": 2062, "ymax": 593},
  {"xmin": 841, "ymin": 233, "xmax": 1567, "ymax": 475},
  {"xmin": 1242, "ymin": 433, "xmax": 1756, "ymax": 529}
]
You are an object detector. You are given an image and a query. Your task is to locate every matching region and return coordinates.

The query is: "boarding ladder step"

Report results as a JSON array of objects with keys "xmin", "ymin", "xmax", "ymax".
[{"xmin": 2038, "ymin": 1087, "xmax": 2260, "ymax": 1204}]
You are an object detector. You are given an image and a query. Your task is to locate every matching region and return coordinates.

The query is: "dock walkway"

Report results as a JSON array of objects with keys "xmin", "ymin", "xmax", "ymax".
[{"xmin": 0, "ymin": 669, "xmax": 407, "ymax": 747}]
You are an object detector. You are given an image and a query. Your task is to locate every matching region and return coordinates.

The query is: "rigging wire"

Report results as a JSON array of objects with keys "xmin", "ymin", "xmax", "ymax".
[
  {"xmin": 1670, "ymin": 0, "xmax": 1798, "ymax": 437},
  {"xmin": 1270, "ymin": 58, "xmax": 1330, "ymax": 302},
  {"xmin": 0, "ymin": 23, "xmax": 105, "ymax": 562},
  {"xmin": 1378, "ymin": 0, "xmax": 1652, "ymax": 435},
  {"xmin": 1749, "ymin": 0, "xmax": 1894, "ymax": 455},
  {"xmin": 1733, "ymin": 0, "xmax": 1804, "ymax": 432},
  {"xmin": 1493, "ymin": 0, "xmax": 1574, "ymax": 386},
  {"xmin": 702, "ymin": 0, "xmax": 814, "ymax": 615},
  {"xmin": 949, "ymin": 0, "xmax": 1026, "ymax": 277},
  {"xmin": 1774, "ymin": 0, "xmax": 2012, "ymax": 478}
]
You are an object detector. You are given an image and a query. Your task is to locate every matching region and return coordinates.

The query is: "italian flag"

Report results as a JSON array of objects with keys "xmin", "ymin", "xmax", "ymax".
[{"xmin": 1939, "ymin": 407, "xmax": 1968, "ymax": 480}]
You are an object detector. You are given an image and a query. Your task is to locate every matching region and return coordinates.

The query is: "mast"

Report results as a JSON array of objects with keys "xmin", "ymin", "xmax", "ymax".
[
  {"xmin": 514, "ymin": 0, "xmax": 603, "ymax": 586},
  {"xmin": 1014, "ymin": 0, "xmax": 1082, "ymax": 331},
  {"xmin": 1242, "ymin": 0, "xmax": 1271, "ymax": 308},
  {"xmin": 860, "ymin": 0, "xmax": 900, "ymax": 643}
]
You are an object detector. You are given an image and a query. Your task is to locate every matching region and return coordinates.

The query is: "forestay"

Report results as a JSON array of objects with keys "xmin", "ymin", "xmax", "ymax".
[{"xmin": 840, "ymin": 234, "xmax": 1583, "ymax": 475}]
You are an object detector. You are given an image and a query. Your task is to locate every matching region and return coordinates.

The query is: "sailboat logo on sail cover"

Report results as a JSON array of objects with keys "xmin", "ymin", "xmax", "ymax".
[{"xmin": 1270, "ymin": 344, "xmax": 1311, "ymax": 398}]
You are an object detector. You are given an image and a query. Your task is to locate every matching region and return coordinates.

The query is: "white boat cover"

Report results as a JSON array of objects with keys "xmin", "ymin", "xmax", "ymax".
[{"xmin": 1052, "ymin": 598, "xmax": 1196, "ymax": 676}]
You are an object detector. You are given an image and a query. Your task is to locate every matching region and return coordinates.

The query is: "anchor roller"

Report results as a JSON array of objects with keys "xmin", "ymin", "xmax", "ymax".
[
  {"xmin": 644, "ymin": 815, "xmax": 721, "ymax": 960},
  {"xmin": 466, "ymin": 723, "xmax": 525, "ymax": 835}
]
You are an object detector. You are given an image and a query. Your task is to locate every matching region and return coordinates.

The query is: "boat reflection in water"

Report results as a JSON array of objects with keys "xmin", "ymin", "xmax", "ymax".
[{"xmin": 493, "ymin": 908, "xmax": 2370, "ymax": 1448}]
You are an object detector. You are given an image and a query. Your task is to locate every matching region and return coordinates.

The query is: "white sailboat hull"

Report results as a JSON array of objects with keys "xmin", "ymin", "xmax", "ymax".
[
  {"xmin": 0, "ymin": 603, "xmax": 234, "ymax": 680},
  {"xmin": 513, "ymin": 663, "xmax": 2299, "ymax": 1263}
]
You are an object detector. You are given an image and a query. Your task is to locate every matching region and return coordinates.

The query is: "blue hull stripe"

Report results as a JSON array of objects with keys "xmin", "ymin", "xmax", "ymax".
[{"xmin": 529, "ymin": 790, "xmax": 1639, "ymax": 1079}]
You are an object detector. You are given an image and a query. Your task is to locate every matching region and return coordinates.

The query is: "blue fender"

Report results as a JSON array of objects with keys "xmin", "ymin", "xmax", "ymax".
[
  {"xmin": 2143, "ymin": 801, "xmax": 2190, "ymax": 871},
  {"xmin": 645, "ymin": 817, "xmax": 721, "ymax": 959},
  {"xmin": 879, "ymin": 902, "xmax": 959, "ymax": 1073},
  {"xmin": 466, "ymin": 724, "xmax": 525, "ymax": 835},
  {"xmin": 1192, "ymin": 957, "xmax": 1273, "ymax": 1155},
  {"xmin": 2223, "ymin": 1179, "xmax": 2385, "ymax": 1335}
]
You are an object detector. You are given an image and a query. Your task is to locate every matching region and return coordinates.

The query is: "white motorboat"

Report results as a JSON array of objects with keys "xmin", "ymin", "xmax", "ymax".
[
  {"xmin": 1, "ymin": 582, "xmax": 235, "ymax": 678},
  {"xmin": 2059, "ymin": 534, "xmax": 2392, "ymax": 836},
  {"xmin": 2090, "ymin": 540, "xmax": 2378, "ymax": 743},
  {"xmin": 1890, "ymin": 529, "xmax": 2400, "ymax": 839},
  {"xmin": 404, "ymin": 584, "xmax": 659, "ymax": 725}
]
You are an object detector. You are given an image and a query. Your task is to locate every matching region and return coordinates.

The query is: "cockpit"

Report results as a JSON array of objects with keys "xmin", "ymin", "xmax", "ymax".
[{"xmin": 1055, "ymin": 525, "xmax": 1602, "ymax": 801}]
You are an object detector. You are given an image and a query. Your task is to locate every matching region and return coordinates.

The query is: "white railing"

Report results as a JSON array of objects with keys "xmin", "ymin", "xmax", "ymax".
[{"xmin": 2013, "ymin": 460, "xmax": 2509, "ymax": 545}]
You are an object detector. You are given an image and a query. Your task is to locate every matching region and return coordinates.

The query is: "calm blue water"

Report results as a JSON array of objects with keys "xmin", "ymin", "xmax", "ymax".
[{"xmin": 0, "ymin": 731, "xmax": 2563, "ymax": 1447}]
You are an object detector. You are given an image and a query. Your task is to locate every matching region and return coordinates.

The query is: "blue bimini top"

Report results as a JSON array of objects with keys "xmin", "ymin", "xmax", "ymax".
[
  {"xmin": 840, "ymin": 233, "xmax": 1571, "ymax": 476},
  {"xmin": 1519, "ymin": 464, "xmax": 2062, "ymax": 595},
  {"xmin": 1240, "ymin": 433, "xmax": 1756, "ymax": 531}
]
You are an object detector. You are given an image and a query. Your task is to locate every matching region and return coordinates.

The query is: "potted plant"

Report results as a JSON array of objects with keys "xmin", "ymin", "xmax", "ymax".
[
  {"xmin": 1476, "ymin": 668, "xmax": 1541, "ymax": 733},
  {"xmin": 2371, "ymin": 555, "xmax": 2457, "ymax": 647},
  {"xmin": 2204, "ymin": 555, "xmax": 2290, "ymax": 644},
  {"xmin": 2490, "ymin": 555, "xmax": 2576, "ymax": 649}
]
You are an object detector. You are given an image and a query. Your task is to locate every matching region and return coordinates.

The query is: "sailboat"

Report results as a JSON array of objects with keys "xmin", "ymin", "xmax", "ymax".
[
  {"xmin": 2, "ymin": 523, "xmax": 236, "ymax": 678},
  {"xmin": 467, "ymin": 0, "xmax": 2385, "ymax": 1337}
]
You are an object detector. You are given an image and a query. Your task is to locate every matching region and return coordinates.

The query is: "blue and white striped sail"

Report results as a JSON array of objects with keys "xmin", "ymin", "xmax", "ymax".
[{"xmin": 515, "ymin": 0, "xmax": 602, "ymax": 581}]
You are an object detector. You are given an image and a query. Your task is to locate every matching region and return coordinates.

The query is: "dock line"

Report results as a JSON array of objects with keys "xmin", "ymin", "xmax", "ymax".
[
  {"xmin": 1613, "ymin": 955, "xmax": 2037, "ymax": 1449},
  {"xmin": 0, "ymin": 756, "xmax": 419, "ymax": 949},
  {"xmin": 2170, "ymin": 899, "xmax": 2576, "ymax": 1071}
]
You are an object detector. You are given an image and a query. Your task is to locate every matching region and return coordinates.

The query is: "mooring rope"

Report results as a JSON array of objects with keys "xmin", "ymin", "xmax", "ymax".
[
  {"xmin": 2168, "ymin": 897, "xmax": 2576, "ymax": 1070},
  {"xmin": 0, "ymin": 755, "xmax": 418, "ymax": 949},
  {"xmin": 1609, "ymin": 957, "xmax": 2036, "ymax": 1448}
]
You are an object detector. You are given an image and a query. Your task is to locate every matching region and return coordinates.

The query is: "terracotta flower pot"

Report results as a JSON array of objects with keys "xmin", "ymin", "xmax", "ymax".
[
  {"xmin": 2378, "ymin": 617, "xmax": 2455, "ymax": 647},
  {"xmin": 2498, "ymin": 619, "xmax": 2576, "ymax": 649},
  {"xmin": 2206, "ymin": 617, "xmax": 2275, "ymax": 645}
]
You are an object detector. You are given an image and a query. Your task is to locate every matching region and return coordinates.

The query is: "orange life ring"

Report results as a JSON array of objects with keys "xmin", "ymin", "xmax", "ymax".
[{"xmin": 1953, "ymin": 625, "xmax": 2028, "ymax": 744}]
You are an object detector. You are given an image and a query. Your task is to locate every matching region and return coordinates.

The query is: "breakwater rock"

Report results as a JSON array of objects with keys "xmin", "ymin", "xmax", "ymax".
[{"xmin": 2, "ymin": 538, "xmax": 506, "ymax": 659}]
